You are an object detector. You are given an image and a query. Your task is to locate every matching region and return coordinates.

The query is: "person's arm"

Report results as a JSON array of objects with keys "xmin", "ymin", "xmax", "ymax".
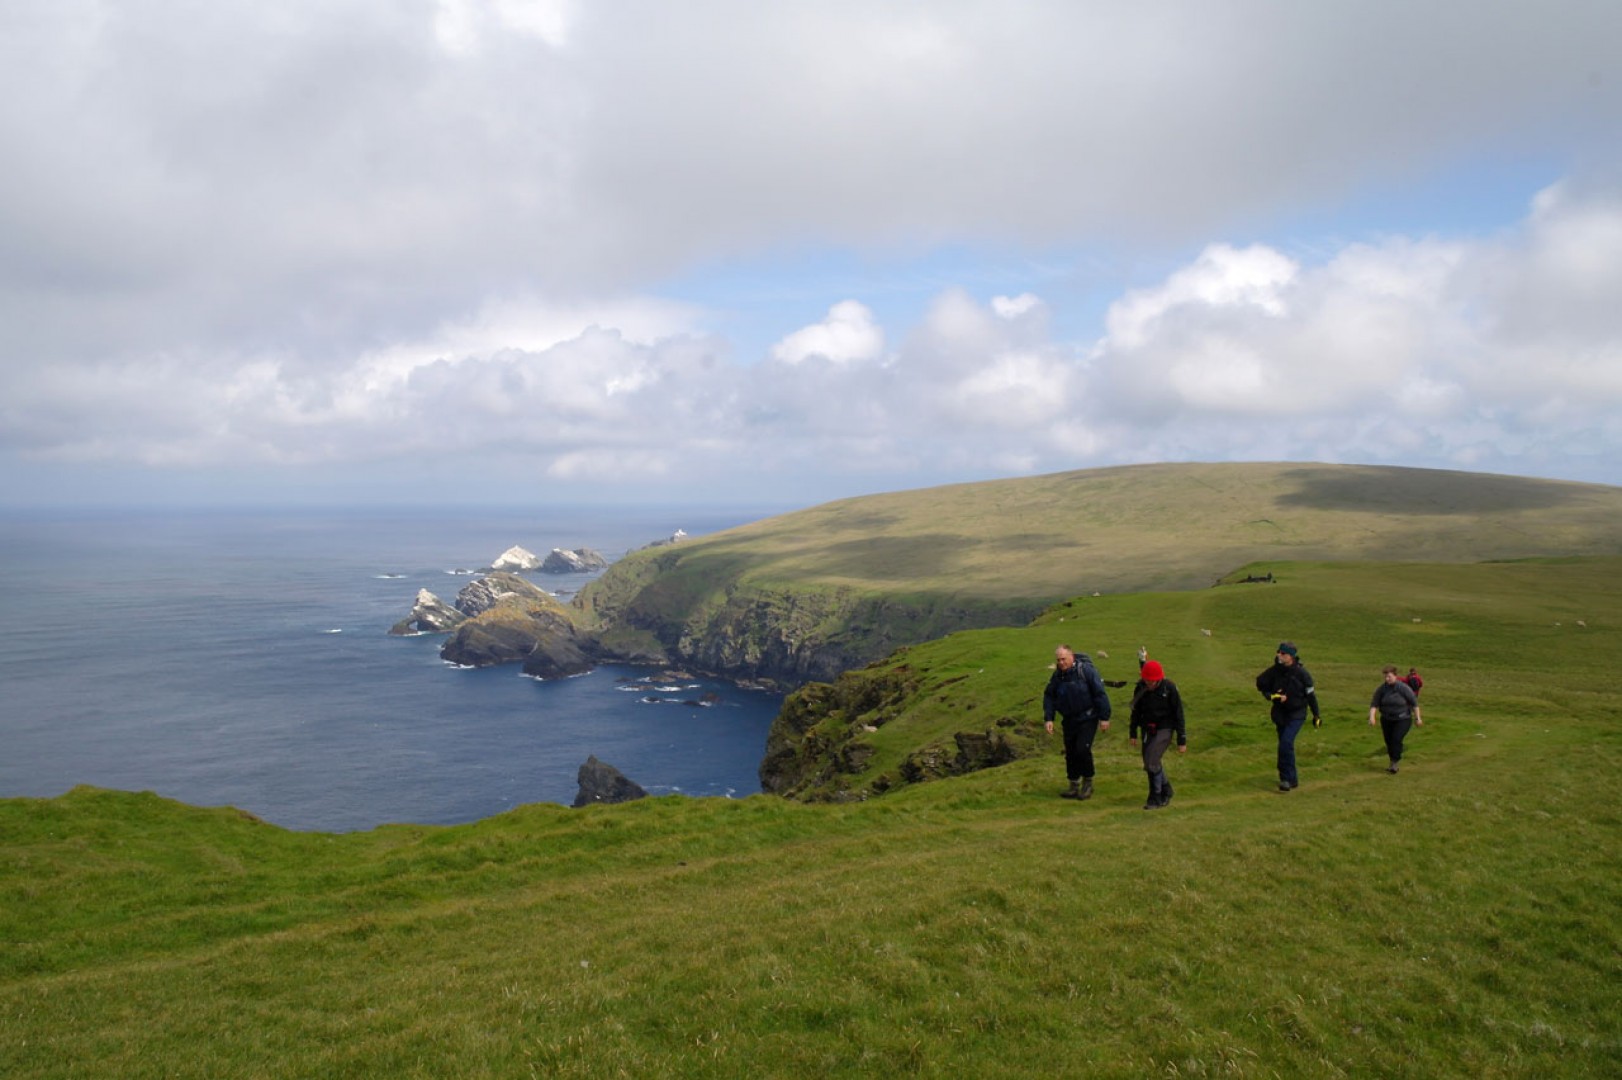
[
  {"xmin": 1369, "ymin": 686, "xmax": 1382, "ymax": 726},
  {"xmin": 1042, "ymin": 673, "xmax": 1058, "ymax": 731}
]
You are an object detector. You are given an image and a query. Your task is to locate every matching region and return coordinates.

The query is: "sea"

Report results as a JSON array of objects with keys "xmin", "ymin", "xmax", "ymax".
[{"xmin": 0, "ymin": 505, "xmax": 789, "ymax": 833}]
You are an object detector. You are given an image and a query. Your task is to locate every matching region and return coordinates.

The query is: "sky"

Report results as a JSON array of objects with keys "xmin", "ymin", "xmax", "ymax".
[{"xmin": 2, "ymin": 0, "xmax": 1620, "ymax": 509}]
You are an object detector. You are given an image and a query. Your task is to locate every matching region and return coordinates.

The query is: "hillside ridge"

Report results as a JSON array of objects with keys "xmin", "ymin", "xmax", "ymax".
[{"xmin": 570, "ymin": 462, "xmax": 1622, "ymax": 685}]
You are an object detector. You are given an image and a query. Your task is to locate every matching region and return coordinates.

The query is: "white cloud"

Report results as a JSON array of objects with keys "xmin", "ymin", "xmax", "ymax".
[
  {"xmin": 4, "ymin": 182, "xmax": 1622, "ymax": 497},
  {"xmin": 771, "ymin": 301, "xmax": 885, "ymax": 365},
  {"xmin": 1, "ymin": 3, "xmax": 1620, "ymax": 500},
  {"xmin": 992, "ymin": 293, "xmax": 1042, "ymax": 320},
  {"xmin": 1085, "ymin": 183, "xmax": 1622, "ymax": 473}
]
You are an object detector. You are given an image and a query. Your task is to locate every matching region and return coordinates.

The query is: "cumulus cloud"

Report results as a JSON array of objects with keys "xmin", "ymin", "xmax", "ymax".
[
  {"xmin": 0, "ymin": 3, "xmax": 1619, "ymax": 501},
  {"xmin": 771, "ymin": 301, "xmax": 885, "ymax": 366},
  {"xmin": 3, "ymin": 182, "xmax": 1622, "ymax": 497},
  {"xmin": 1084, "ymin": 183, "xmax": 1622, "ymax": 472}
]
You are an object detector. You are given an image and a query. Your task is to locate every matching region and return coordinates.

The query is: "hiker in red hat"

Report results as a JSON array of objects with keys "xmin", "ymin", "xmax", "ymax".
[{"xmin": 1129, "ymin": 658, "xmax": 1187, "ymax": 809}]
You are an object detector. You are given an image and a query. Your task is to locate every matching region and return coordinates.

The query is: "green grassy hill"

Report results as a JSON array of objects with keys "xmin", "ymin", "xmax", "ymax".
[
  {"xmin": 5, "ymin": 556, "xmax": 1618, "ymax": 1078},
  {"xmin": 573, "ymin": 463, "xmax": 1622, "ymax": 684}
]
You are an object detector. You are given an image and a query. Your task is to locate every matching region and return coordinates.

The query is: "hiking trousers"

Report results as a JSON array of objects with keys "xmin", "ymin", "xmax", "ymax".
[
  {"xmin": 1061, "ymin": 715, "xmax": 1100, "ymax": 781},
  {"xmin": 1141, "ymin": 728, "xmax": 1174, "ymax": 801},
  {"xmin": 1380, "ymin": 714, "xmax": 1414, "ymax": 763},
  {"xmin": 1275, "ymin": 713, "xmax": 1307, "ymax": 786}
]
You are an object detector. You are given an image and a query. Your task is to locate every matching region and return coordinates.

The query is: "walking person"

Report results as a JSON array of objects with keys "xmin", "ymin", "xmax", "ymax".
[
  {"xmin": 1369, "ymin": 664, "xmax": 1423, "ymax": 773},
  {"xmin": 1129, "ymin": 660, "xmax": 1187, "ymax": 809},
  {"xmin": 1255, "ymin": 641, "xmax": 1321, "ymax": 792},
  {"xmin": 1043, "ymin": 644, "xmax": 1112, "ymax": 800}
]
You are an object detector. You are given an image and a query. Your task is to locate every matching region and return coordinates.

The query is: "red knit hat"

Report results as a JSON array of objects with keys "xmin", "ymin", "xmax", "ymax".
[{"xmin": 1142, "ymin": 660, "xmax": 1164, "ymax": 681}]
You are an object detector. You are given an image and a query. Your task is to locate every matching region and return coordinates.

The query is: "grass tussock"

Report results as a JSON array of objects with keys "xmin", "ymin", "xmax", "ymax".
[{"xmin": 3, "ymin": 556, "xmax": 1621, "ymax": 1078}]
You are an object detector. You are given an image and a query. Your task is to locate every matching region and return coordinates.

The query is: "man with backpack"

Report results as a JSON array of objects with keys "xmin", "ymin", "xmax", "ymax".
[{"xmin": 1043, "ymin": 644, "xmax": 1113, "ymax": 800}]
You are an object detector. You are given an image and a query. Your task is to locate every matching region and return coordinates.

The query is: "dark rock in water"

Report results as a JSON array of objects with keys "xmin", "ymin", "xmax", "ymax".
[
  {"xmin": 438, "ymin": 577, "xmax": 599, "ymax": 679},
  {"xmin": 572, "ymin": 756, "xmax": 648, "ymax": 807},
  {"xmin": 520, "ymin": 632, "xmax": 595, "ymax": 679},
  {"xmin": 388, "ymin": 589, "xmax": 468, "ymax": 635},
  {"xmin": 541, "ymin": 547, "xmax": 610, "ymax": 573}
]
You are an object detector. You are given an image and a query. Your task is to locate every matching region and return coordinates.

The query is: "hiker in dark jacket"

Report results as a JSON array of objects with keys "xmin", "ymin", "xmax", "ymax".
[
  {"xmin": 1129, "ymin": 660, "xmax": 1187, "ymax": 809},
  {"xmin": 1369, "ymin": 664, "xmax": 1423, "ymax": 773},
  {"xmin": 1043, "ymin": 644, "xmax": 1112, "ymax": 800},
  {"xmin": 1255, "ymin": 641, "xmax": 1321, "ymax": 792}
]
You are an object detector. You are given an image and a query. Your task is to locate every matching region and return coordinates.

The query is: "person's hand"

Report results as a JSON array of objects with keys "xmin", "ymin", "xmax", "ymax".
[
  {"xmin": 1415, "ymin": 715, "xmax": 1424, "ymax": 727},
  {"xmin": 1177, "ymin": 744, "xmax": 1188, "ymax": 755},
  {"xmin": 1099, "ymin": 720, "xmax": 1110, "ymax": 732},
  {"xmin": 1312, "ymin": 714, "xmax": 1322, "ymax": 729},
  {"xmin": 1129, "ymin": 737, "xmax": 1138, "ymax": 748},
  {"xmin": 1044, "ymin": 720, "xmax": 1054, "ymax": 735},
  {"xmin": 1369, "ymin": 714, "xmax": 1378, "ymax": 726}
]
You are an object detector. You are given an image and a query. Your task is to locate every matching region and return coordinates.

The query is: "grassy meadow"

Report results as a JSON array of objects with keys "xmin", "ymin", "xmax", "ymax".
[{"xmin": 3, "ymin": 556, "xmax": 1620, "ymax": 1078}]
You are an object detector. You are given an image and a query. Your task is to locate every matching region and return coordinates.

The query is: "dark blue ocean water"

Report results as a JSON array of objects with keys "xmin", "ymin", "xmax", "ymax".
[{"xmin": 0, "ymin": 506, "xmax": 786, "ymax": 832}]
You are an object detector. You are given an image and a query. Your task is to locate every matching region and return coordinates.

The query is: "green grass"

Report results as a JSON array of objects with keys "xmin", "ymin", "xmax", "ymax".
[{"xmin": 3, "ymin": 557, "xmax": 1620, "ymax": 1077}]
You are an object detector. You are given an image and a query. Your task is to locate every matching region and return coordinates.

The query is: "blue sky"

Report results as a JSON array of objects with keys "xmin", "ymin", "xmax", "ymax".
[{"xmin": 2, "ymin": 1, "xmax": 1619, "ymax": 508}]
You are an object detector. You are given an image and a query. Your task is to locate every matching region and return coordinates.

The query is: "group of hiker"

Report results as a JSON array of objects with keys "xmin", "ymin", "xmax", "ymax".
[{"xmin": 1042, "ymin": 642, "xmax": 1425, "ymax": 810}]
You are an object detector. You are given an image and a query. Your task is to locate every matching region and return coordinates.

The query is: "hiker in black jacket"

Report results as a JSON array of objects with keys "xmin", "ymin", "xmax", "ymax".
[
  {"xmin": 1043, "ymin": 644, "xmax": 1112, "ymax": 800},
  {"xmin": 1129, "ymin": 660, "xmax": 1187, "ymax": 809},
  {"xmin": 1255, "ymin": 641, "xmax": 1321, "ymax": 792}
]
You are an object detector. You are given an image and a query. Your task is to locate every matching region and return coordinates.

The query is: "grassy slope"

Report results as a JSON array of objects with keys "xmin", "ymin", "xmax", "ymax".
[
  {"xmin": 585, "ymin": 463, "xmax": 1622, "ymax": 605},
  {"xmin": 4, "ymin": 557, "xmax": 1619, "ymax": 1078},
  {"xmin": 571, "ymin": 463, "xmax": 1622, "ymax": 681},
  {"xmin": 773, "ymin": 555, "xmax": 1622, "ymax": 800}
]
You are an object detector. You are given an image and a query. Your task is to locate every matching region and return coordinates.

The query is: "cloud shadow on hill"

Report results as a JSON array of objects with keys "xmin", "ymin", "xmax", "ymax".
[{"xmin": 1275, "ymin": 466, "xmax": 1581, "ymax": 515}]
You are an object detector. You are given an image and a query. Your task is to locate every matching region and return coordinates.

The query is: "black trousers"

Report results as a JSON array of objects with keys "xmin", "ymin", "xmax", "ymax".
[
  {"xmin": 1061, "ymin": 715, "xmax": 1100, "ymax": 781},
  {"xmin": 1380, "ymin": 714, "xmax": 1414, "ymax": 763}
]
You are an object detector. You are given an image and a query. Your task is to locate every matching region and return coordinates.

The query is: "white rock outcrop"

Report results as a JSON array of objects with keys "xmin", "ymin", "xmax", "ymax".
[
  {"xmin": 489, "ymin": 545, "xmax": 543, "ymax": 572},
  {"xmin": 540, "ymin": 547, "xmax": 610, "ymax": 573}
]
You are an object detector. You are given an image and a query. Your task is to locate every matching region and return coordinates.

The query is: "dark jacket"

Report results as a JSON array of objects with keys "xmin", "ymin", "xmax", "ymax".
[
  {"xmin": 1129, "ymin": 679, "xmax": 1186, "ymax": 745},
  {"xmin": 1044, "ymin": 655, "xmax": 1112, "ymax": 724},
  {"xmin": 1371, "ymin": 680, "xmax": 1418, "ymax": 722},
  {"xmin": 1256, "ymin": 661, "xmax": 1320, "ymax": 722}
]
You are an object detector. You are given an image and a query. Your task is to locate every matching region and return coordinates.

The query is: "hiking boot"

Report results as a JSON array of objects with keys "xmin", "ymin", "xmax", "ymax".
[
  {"xmin": 1060, "ymin": 781, "xmax": 1080, "ymax": 799},
  {"xmin": 1078, "ymin": 778, "xmax": 1094, "ymax": 801},
  {"xmin": 1386, "ymin": 761, "xmax": 1399, "ymax": 774},
  {"xmin": 1278, "ymin": 780, "xmax": 1292, "ymax": 792}
]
